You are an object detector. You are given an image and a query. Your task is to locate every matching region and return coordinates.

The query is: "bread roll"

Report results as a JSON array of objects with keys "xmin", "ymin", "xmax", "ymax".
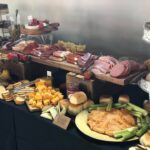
[
  {"xmin": 14, "ymin": 96, "xmax": 25, "ymax": 105},
  {"xmin": 69, "ymin": 91, "xmax": 87, "ymax": 105},
  {"xmin": 99, "ymin": 95, "xmax": 113, "ymax": 104},
  {"xmin": 146, "ymin": 73, "xmax": 150, "ymax": 81},
  {"xmin": 144, "ymin": 101, "xmax": 150, "ymax": 113},
  {"xmin": 68, "ymin": 103, "xmax": 83, "ymax": 116},
  {"xmin": 83, "ymin": 100, "xmax": 94, "ymax": 109},
  {"xmin": 140, "ymin": 131, "xmax": 150, "ymax": 148},
  {"xmin": 118, "ymin": 95, "xmax": 130, "ymax": 103},
  {"xmin": 144, "ymin": 59, "xmax": 150, "ymax": 70},
  {"xmin": 59, "ymin": 99, "xmax": 70, "ymax": 110}
]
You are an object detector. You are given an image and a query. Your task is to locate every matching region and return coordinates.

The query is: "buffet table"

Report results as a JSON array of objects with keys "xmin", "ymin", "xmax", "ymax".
[{"xmin": 0, "ymin": 85, "xmax": 147, "ymax": 150}]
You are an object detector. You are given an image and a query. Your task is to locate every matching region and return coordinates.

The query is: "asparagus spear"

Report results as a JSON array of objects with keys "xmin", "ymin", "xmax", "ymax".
[
  {"xmin": 113, "ymin": 127, "xmax": 138, "ymax": 139},
  {"xmin": 145, "ymin": 116, "xmax": 150, "ymax": 124},
  {"xmin": 88, "ymin": 104, "xmax": 107, "ymax": 112},
  {"xmin": 136, "ymin": 124, "xmax": 149, "ymax": 137},
  {"xmin": 121, "ymin": 129, "xmax": 137, "ymax": 141},
  {"xmin": 131, "ymin": 111, "xmax": 143, "ymax": 118},
  {"xmin": 127, "ymin": 103, "xmax": 148, "ymax": 116},
  {"xmin": 125, "ymin": 105, "xmax": 133, "ymax": 111},
  {"xmin": 113, "ymin": 103, "xmax": 127, "ymax": 109},
  {"xmin": 106, "ymin": 102, "xmax": 112, "ymax": 111}
]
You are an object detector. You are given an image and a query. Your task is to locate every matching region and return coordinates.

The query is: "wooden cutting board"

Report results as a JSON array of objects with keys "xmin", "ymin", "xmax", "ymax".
[
  {"xmin": 26, "ymin": 101, "xmax": 41, "ymax": 112},
  {"xmin": 95, "ymin": 71, "xmax": 148, "ymax": 86}
]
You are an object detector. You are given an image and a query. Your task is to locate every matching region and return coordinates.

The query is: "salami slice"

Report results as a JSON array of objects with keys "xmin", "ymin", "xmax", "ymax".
[
  {"xmin": 120, "ymin": 60, "xmax": 132, "ymax": 76},
  {"xmin": 110, "ymin": 63, "xmax": 126, "ymax": 78},
  {"xmin": 129, "ymin": 60, "xmax": 139, "ymax": 72}
]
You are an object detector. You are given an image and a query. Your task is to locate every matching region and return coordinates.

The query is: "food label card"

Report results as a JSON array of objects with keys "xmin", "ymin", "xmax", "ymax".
[{"xmin": 53, "ymin": 114, "xmax": 71, "ymax": 130}]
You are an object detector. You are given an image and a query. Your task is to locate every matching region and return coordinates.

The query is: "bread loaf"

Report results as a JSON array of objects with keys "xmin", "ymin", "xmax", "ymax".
[{"xmin": 69, "ymin": 91, "xmax": 87, "ymax": 105}]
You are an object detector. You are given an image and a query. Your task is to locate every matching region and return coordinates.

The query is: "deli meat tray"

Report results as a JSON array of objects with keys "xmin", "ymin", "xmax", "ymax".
[
  {"xmin": 0, "ymin": 49, "xmax": 147, "ymax": 86},
  {"xmin": 30, "ymin": 56, "xmax": 148, "ymax": 86}
]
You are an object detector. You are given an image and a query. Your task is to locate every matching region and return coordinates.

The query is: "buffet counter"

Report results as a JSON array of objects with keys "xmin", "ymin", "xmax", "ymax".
[{"xmin": 0, "ymin": 99, "xmax": 140, "ymax": 150}]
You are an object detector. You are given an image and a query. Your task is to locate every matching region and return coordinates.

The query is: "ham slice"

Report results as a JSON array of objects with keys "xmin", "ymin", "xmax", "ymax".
[{"xmin": 92, "ymin": 55, "xmax": 118, "ymax": 76}]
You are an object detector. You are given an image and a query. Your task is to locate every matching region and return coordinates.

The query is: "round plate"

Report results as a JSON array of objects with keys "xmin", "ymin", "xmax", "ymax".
[{"xmin": 75, "ymin": 110, "xmax": 138, "ymax": 142}]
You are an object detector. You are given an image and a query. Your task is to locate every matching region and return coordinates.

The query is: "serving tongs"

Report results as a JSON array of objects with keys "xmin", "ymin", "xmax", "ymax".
[{"xmin": 10, "ymin": 80, "xmax": 37, "ymax": 94}]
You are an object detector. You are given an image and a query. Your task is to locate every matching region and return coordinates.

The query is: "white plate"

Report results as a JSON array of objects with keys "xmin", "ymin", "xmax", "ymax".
[{"xmin": 75, "ymin": 110, "xmax": 138, "ymax": 142}]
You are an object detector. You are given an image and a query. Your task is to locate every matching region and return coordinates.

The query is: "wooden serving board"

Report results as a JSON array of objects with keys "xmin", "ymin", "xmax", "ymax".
[
  {"xmin": 26, "ymin": 101, "xmax": 41, "ymax": 112},
  {"xmin": 31, "ymin": 56, "xmax": 81, "ymax": 74},
  {"xmin": 95, "ymin": 71, "xmax": 148, "ymax": 86},
  {"xmin": 0, "ymin": 50, "xmax": 147, "ymax": 86}
]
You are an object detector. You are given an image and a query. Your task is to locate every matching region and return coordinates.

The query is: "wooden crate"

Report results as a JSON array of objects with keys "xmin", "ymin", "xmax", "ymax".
[
  {"xmin": 66, "ymin": 72, "xmax": 95, "ymax": 100},
  {"xmin": 4, "ymin": 61, "xmax": 29, "ymax": 80}
]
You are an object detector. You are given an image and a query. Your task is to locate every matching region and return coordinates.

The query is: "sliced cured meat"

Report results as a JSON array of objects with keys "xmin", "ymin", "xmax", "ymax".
[
  {"xmin": 120, "ymin": 60, "xmax": 132, "ymax": 76},
  {"xmin": 129, "ymin": 60, "xmax": 139, "ymax": 72},
  {"xmin": 49, "ymin": 56, "xmax": 64, "ymax": 61},
  {"xmin": 77, "ymin": 53, "xmax": 94, "ymax": 68},
  {"xmin": 53, "ymin": 50, "xmax": 70, "ymax": 58},
  {"xmin": 110, "ymin": 63, "xmax": 126, "ymax": 78},
  {"xmin": 138, "ymin": 64, "xmax": 146, "ymax": 70},
  {"xmin": 66, "ymin": 53, "xmax": 81, "ymax": 64},
  {"xmin": 81, "ymin": 53, "xmax": 91, "ymax": 61},
  {"xmin": 99, "ymin": 56, "xmax": 119, "ymax": 66},
  {"xmin": 91, "ymin": 68, "xmax": 103, "ymax": 75},
  {"xmin": 93, "ymin": 64, "xmax": 109, "ymax": 74}
]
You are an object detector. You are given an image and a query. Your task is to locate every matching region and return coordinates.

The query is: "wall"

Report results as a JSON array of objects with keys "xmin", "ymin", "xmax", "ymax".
[{"xmin": 1, "ymin": 0, "xmax": 150, "ymax": 60}]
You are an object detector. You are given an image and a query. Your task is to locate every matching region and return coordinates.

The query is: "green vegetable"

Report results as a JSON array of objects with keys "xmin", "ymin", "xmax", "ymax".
[
  {"xmin": 114, "ymin": 130, "xmax": 129, "ymax": 139},
  {"xmin": 113, "ymin": 103, "xmax": 127, "ymax": 109},
  {"xmin": 125, "ymin": 105, "xmax": 133, "ymax": 111},
  {"xmin": 88, "ymin": 107, "xmax": 106, "ymax": 112},
  {"xmin": 127, "ymin": 103, "xmax": 148, "ymax": 116},
  {"xmin": 121, "ymin": 130, "xmax": 137, "ymax": 141},
  {"xmin": 136, "ymin": 125, "xmax": 149, "ymax": 137},
  {"xmin": 106, "ymin": 102, "xmax": 112, "ymax": 111},
  {"xmin": 88, "ymin": 104, "xmax": 108, "ymax": 108},
  {"xmin": 137, "ymin": 118, "xmax": 142, "ymax": 127},
  {"xmin": 131, "ymin": 111, "xmax": 143, "ymax": 118},
  {"xmin": 113, "ymin": 127, "xmax": 138, "ymax": 139},
  {"xmin": 88, "ymin": 104, "xmax": 107, "ymax": 112},
  {"xmin": 145, "ymin": 116, "xmax": 150, "ymax": 124}
]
